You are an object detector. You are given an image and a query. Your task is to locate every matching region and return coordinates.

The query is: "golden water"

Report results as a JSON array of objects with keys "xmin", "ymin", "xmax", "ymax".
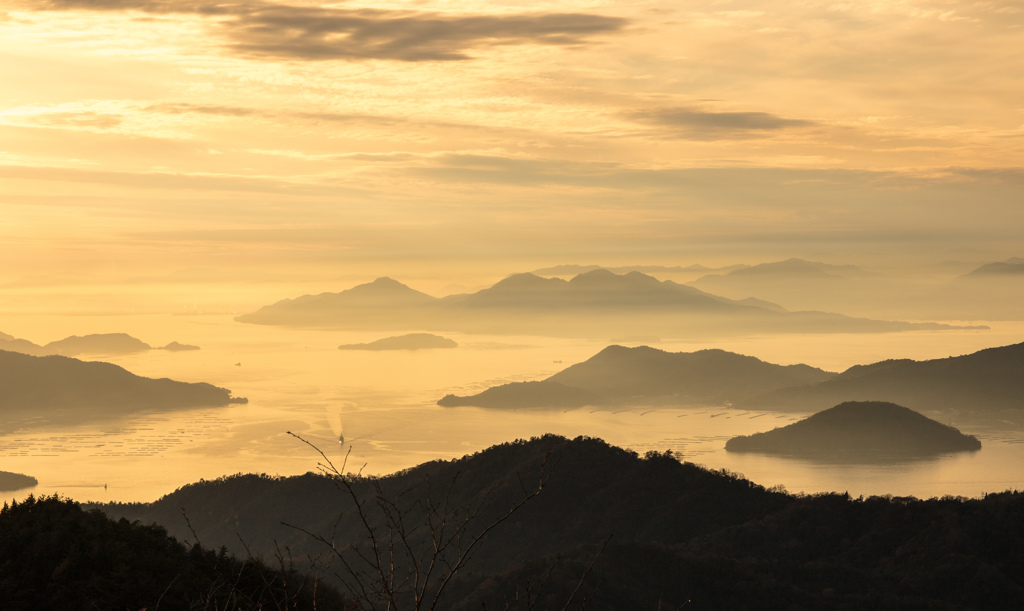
[{"xmin": 2, "ymin": 312, "xmax": 1022, "ymax": 503}]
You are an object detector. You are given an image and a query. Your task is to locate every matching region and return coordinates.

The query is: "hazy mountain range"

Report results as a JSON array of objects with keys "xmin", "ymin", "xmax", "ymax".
[
  {"xmin": 236, "ymin": 270, "xmax": 977, "ymax": 338},
  {"xmin": 532, "ymin": 263, "xmax": 749, "ymax": 278},
  {"xmin": 521, "ymin": 257, "xmax": 1024, "ymax": 321},
  {"xmin": 439, "ymin": 341, "xmax": 1024, "ymax": 417},
  {"xmin": 0, "ymin": 350, "xmax": 245, "ymax": 424},
  {"xmin": 725, "ymin": 401, "xmax": 982, "ymax": 459},
  {"xmin": 439, "ymin": 345, "xmax": 834, "ymax": 408},
  {"xmin": 0, "ymin": 332, "xmax": 198, "ymax": 357}
]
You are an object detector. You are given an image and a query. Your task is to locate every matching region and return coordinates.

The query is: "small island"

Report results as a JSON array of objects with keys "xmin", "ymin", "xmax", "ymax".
[
  {"xmin": 725, "ymin": 401, "xmax": 981, "ymax": 458},
  {"xmin": 161, "ymin": 341, "xmax": 201, "ymax": 351},
  {"xmin": 0, "ymin": 471, "xmax": 38, "ymax": 492},
  {"xmin": 338, "ymin": 333, "xmax": 457, "ymax": 351}
]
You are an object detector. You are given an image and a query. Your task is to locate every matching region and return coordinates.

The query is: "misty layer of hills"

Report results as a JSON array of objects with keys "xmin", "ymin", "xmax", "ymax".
[
  {"xmin": 0, "ymin": 331, "xmax": 198, "ymax": 357},
  {"xmin": 439, "ymin": 344, "xmax": 834, "ymax": 408},
  {"xmin": 726, "ymin": 401, "xmax": 982, "ymax": 459},
  {"xmin": 526, "ymin": 257, "xmax": 1024, "ymax": 321},
  {"xmin": 685, "ymin": 257, "xmax": 1024, "ymax": 321},
  {"xmin": 441, "ymin": 341, "xmax": 1024, "ymax": 417},
  {"xmin": 236, "ymin": 270, "xmax": 974, "ymax": 338},
  {"xmin": 532, "ymin": 263, "xmax": 749, "ymax": 278},
  {"xmin": 338, "ymin": 332, "xmax": 457, "ymax": 351},
  {"xmin": 743, "ymin": 341, "xmax": 1024, "ymax": 413},
  {"xmin": 98, "ymin": 435, "xmax": 1024, "ymax": 609},
  {"xmin": 0, "ymin": 350, "xmax": 245, "ymax": 422}
]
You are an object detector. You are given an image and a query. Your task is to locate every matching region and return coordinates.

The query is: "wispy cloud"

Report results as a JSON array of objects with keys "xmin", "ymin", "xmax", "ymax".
[
  {"xmin": 38, "ymin": 0, "xmax": 628, "ymax": 61},
  {"xmin": 628, "ymin": 107, "xmax": 815, "ymax": 140}
]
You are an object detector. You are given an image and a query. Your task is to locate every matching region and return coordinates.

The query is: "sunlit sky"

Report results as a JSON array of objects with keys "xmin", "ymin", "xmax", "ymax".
[{"xmin": 2, "ymin": 0, "xmax": 1023, "ymax": 288}]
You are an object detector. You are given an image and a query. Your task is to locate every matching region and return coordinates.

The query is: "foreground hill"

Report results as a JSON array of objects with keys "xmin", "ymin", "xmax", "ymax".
[
  {"xmin": 98, "ymin": 435, "xmax": 1024, "ymax": 609},
  {"xmin": 439, "ymin": 344, "xmax": 834, "ymax": 408},
  {"xmin": 0, "ymin": 495, "xmax": 342, "ymax": 610},
  {"xmin": 744, "ymin": 341, "xmax": 1024, "ymax": 413},
  {"xmin": 0, "ymin": 350, "xmax": 245, "ymax": 419},
  {"xmin": 338, "ymin": 332, "xmax": 457, "ymax": 351},
  {"xmin": 726, "ymin": 401, "xmax": 981, "ymax": 458},
  {"xmin": 236, "ymin": 270, "xmax": 971, "ymax": 338}
]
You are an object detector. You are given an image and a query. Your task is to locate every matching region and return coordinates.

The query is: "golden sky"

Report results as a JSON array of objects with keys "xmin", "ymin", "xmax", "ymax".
[{"xmin": 2, "ymin": 0, "xmax": 1023, "ymax": 283}]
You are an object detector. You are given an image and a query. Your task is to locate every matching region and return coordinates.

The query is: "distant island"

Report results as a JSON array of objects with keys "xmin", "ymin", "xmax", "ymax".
[
  {"xmin": 438, "ymin": 345, "xmax": 835, "ymax": 408},
  {"xmin": 726, "ymin": 401, "xmax": 982, "ymax": 458},
  {"xmin": 236, "ymin": 270, "xmax": 980, "ymax": 338},
  {"xmin": 0, "ymin": 470, "xmax": 38, "ymax": 492},
  {"xmin": 743, "ymin": 341, "xmax": 1024, "ymax": 413},
  {"xmin": 0, "ymin": 350, "xmax": 246, "ymax": 421},
  {"xmin": 161, "ymin": 341, "xmax": 201, "ymax": 351},
  {"xmin": 0, "ymin": 332, "xmax": 201, "ymax": 356},
  {"xmin": 338, "ymin": 333, "xmax": 457, "ymax": 351}
]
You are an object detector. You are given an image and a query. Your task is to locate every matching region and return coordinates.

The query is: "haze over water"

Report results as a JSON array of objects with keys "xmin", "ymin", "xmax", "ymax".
[
  {"xmin": 4, "ymin": 296, "xmax": 1024, "ymax": 504},
  {"xmin": 2, "ymin": 0, "xmax": 1023, "ymax": 507}
]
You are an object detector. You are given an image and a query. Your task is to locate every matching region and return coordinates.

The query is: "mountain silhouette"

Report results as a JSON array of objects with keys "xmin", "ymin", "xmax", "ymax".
[
  {"xmin": 963, "ymin": 260, "xmax": 1024, "ymax": 277},
  {"xmin": 95, "ymin": 434, "xmax": 1024, "ymax": 610},
  {"xmin": 236, "ymin": 270, "xmax": 973, "ymax": 337},
  {"xmin": 531, "ymin": 263, "xmax": 749, "ymax": 277},
  {"xmin": 446, "ymin": 270, "xmax": 760, "ymax": 311},
  {"xmin": 0, "ymin": 350, "xmax": 246, "ymax": 420},
  {"xmin": 0, "ymin": 332, "xmax": 199, "ymax": 357},
  {"xmin": 338, "ymin": 333, "xmax": 457, "ymax": 351},
  {"xmin": 744, "ymin": 341, "xmax": 1024, "ymax": 413},
  {"xmin": 0, "ymin": 334, "xmax": 48, "ymax": 356},
  {"xmin": 439, "ymin": 345, "xmax": 835, "ymax": 408},
  {"xmin": 725, "ymin": 401, "xmax": 981, "ymax": 458},
  {"xmin": 237, "ymin": 277, "xmax": 439, "ymax": 326}
]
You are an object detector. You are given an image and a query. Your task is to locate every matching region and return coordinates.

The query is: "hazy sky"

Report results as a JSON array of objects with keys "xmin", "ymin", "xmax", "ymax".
[{"xmin": 2, "ymin": 0, "xmax": 1023, "ymax": 282}]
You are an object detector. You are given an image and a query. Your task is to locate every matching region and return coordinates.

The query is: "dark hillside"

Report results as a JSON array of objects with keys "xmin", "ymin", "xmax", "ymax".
[
  {"xmin": 101, "ymin": 435, "xmax": 791, "ymax": 576},
  {"xmin": 96, "ymin": 435, "xmax": 1024, "ymax": 609},
  {"xmin": 0, "ymin": 495, "xmax": 344, "ymax": 611}
]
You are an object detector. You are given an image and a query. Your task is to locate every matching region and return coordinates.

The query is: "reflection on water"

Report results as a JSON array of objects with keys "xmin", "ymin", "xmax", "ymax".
[{"xmin": 1, "ymin": 314, "xmax": 1023, "ymax": 503}]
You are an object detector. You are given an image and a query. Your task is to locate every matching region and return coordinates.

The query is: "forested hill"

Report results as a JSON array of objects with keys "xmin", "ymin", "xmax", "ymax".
[
  {"xmin": 101, "ymin": 435, "xmax": 791, "ymax": 576},
  {"xmin": 0, "ymin": 495, "xmax": 343, "ymax": 610},
  {"xmin": 0, "ymin": 350, "xmax": 245, "ymax": 417},
  {"xmin": 98, "ymin": 435, "xmax": 1024, "ymax": 609}
]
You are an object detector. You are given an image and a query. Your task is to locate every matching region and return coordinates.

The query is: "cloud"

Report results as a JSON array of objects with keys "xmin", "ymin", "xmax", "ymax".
[
  {"xmin": 39, "ymin": 0, "xmax": 628, "ymax": 61},
  {"xmin": 628, "ymin": 107, "xmax": 815, "ymax": 140},
  {"xmin": 146, "ymin": 103, "xmax": 258, "ymax": 117}
]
